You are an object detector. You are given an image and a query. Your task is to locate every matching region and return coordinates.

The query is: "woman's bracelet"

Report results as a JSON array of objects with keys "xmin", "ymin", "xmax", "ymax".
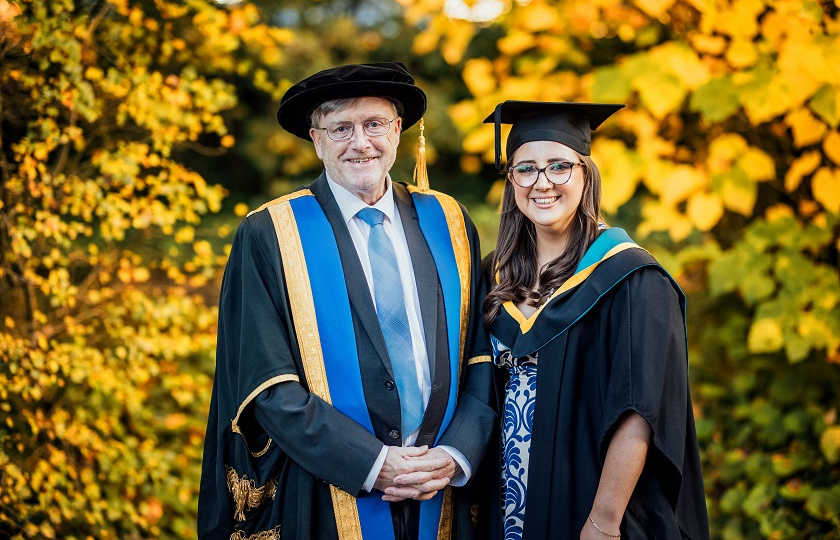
[{"xmin": 588, "ymin": 514, "xmax": 621, "ymax": 538}]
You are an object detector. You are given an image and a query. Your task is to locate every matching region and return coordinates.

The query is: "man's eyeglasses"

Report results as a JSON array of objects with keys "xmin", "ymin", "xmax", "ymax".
[
  {"xmin": 315, "ymin": 117, "xmax": 396, "ymax": 141},
  {"xmin": 508, "ymin": 161, "xmax": 584, "ymax": 188}
]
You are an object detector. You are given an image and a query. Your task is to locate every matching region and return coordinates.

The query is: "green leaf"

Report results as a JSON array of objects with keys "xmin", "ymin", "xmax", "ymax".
[
  {"xmin": 810, "ymin": 84, "xmax": 840, "ymax": 128},
  {"xmin": 690, "ymin": 76, "xmax": 741, "ymax": 124},
  {"xmin": 591, "ymin": 65, "xmax": 633, "ymax": 103},
  {"xmin": 805, "ymin": 487, "xmax": 840, "ymax": 521}
]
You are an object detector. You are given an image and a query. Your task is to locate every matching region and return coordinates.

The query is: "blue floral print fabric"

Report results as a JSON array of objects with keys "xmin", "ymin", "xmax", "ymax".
[{"xmin": 492, "ymin": 335, "xmax": 538, "ymax": 540}]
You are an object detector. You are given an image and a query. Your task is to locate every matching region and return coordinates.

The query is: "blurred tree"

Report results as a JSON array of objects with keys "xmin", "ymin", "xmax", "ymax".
[{"xmin": 0, "ymin": 0, "xmax": 292, "ymax": 537}]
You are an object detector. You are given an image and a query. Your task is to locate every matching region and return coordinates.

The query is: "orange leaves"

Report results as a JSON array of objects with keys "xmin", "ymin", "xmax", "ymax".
[
  {"xmin": 787, "ymin": 109, "xmax": 828, "ymax": 148},
  {"xmin": 592, "ymin": 138, "xmax": 643, "ymax": 214},
  {"xmin": 634, "ymin": 0, "xmax": 677, "ymax": 18},
  {"xmin": 812, "ymin": 168, "xmax": 840, "ymax": 214},
  {"xmin": 0, "ymin": 0, "xmax": 252, "ymax": 534},
  {"xmin": 462, "ymin": 58, "xmax": 497, "ymax": 98}
]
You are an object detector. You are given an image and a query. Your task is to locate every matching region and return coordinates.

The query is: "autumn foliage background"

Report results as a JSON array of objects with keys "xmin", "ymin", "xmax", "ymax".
[{"xmin": 1, "ymin": 0, "xmax": 839, "ymax": 538}]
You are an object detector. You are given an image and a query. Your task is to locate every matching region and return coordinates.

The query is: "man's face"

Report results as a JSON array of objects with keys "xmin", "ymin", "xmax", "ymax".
[{"xmin": 310, "ymin": 97, "xmax": 402, "ymax": 205}]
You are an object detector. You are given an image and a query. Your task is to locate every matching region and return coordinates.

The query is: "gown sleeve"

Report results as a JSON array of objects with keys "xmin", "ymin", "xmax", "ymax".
[{"xmin": 599, "ymin": 266, "xmax": 690, "ymax": 506}]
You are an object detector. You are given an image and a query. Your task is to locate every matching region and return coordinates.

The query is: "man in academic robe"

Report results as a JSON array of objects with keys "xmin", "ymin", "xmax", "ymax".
[{"xmin": 198, "ymin": 62, "xmax": 497, "ymax": 540}]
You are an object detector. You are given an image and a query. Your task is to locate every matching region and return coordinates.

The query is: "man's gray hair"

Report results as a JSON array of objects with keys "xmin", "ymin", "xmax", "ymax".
[{"xmin": 310, "ymin": 97, "xmax": 403, "ymax": 128}]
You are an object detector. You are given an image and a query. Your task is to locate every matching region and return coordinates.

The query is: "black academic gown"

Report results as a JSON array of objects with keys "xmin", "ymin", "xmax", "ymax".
[
  {"xmin": 198, "ymin": 174, "xmax": 497, "ymax": 540},
  {"xmin": 481, "ymin": 245, "xmax": 710, "ymax": 540}
]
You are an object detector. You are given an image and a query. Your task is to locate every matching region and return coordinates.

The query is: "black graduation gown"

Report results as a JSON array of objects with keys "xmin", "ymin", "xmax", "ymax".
[
  {"xmin": 482, "ymin": 245, "xmax": 710, "ymax": 540},
  {"xmin": 198, "ymin": 176, "xmax": 497, "ymax": 540}
]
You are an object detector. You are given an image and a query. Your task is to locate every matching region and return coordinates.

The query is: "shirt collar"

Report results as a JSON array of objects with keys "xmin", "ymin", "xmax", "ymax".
[{"xmin": 325, "ymin": 172, "xmax": 397, "ymax": 225}]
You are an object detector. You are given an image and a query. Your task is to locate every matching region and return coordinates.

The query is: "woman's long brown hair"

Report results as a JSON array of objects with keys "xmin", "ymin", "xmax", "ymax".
[{"xmin": 483, "ymin": 152, "xmax": 605, "ymax": 328}]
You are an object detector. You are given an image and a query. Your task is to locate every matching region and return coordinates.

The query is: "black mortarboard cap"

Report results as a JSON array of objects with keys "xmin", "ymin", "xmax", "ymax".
[
  {"xmin": 277, "ymin": 62, "xmax": 427, "ymax": 140},
  {"xmin": 483, "ymin": 100, "xmax": 624, "ymax": 172}
]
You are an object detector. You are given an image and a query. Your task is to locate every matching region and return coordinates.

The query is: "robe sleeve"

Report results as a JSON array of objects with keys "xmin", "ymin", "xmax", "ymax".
[
  {"xmin": 435, "ymin": 207, "xmax": 497, "ymax": 470},
  {"xmin": 598, "ymin": 266, "xmax": 690, "ymax": 506}
]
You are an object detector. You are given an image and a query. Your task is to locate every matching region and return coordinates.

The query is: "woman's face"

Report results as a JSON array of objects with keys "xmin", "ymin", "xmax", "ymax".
[{"xmin": 509, "ymin": 140, "xmax": 585, "ymax": 240}]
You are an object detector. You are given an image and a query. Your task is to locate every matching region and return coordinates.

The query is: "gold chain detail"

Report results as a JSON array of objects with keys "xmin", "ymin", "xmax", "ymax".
[
  {"xmin": 226, "ymin": 466, "xmax": 278, "ymax": 522},
  {"xmin": 229, "ymin": 525, "xmax": 281, "ymax": 540}
]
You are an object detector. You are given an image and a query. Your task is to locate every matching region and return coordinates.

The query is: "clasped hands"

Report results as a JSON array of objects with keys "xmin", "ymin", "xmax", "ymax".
[{"xmin": 373, "ymin": 445, "xmax": 458, "ymax": 502}]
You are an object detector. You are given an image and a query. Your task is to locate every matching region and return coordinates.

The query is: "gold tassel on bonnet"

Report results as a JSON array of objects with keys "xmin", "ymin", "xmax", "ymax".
[{"xmin": 413, "ymin": 118, "xmax": 430, "ymax": 192}]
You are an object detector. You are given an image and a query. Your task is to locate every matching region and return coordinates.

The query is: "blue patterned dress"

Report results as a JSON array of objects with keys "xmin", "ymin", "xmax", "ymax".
[{"xmin": 491, "ymin": 335, "xmax": 538, "ymax": 540}]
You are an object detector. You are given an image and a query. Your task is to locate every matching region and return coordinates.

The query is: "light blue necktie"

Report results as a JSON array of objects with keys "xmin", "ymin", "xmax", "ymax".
[{"xmin": 357, "ymin": 207, "xmax": 424, "ymax": 438}]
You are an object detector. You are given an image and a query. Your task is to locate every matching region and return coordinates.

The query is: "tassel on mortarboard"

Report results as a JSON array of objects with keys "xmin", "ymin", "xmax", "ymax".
[{"xmin": 413, "ymin": 118, "xmax": 430, "ymax": 192}]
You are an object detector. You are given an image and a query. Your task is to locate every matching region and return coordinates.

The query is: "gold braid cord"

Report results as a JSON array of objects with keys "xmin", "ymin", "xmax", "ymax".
[
  {"xmin": 226, "ymin": 466, "xmax": 278, "ymax": 522},
  {"xmin": 229, "ymin": 526, "xmax": 281, "ymax": 540}
]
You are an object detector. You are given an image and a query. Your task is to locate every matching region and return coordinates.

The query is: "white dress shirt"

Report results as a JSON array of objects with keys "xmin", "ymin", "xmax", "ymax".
[{"xmin": 324, "ymin": 174, "xmax": 470, "ymax": 491}]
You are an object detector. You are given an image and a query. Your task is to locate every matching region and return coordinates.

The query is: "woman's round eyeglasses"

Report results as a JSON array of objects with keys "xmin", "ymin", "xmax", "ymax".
[
  {"xmin": 508, "ymin": 161, "xmax": 584, "ymax": 188},
  {"xmin": 315, "ymin": 117, "xmax": 396, "ymax": 141}
]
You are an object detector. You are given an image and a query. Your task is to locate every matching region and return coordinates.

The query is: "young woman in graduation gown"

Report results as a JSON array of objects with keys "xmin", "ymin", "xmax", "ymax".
[{"xmin": 479, "ymin": 101, "xmax": 710, "ymax": 540}]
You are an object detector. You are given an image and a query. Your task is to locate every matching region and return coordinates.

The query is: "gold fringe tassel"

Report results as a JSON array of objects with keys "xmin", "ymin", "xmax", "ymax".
[
  {"xmin": 226, "ymin": 466, "xmax": 278, "ymax": 522},
  {"xmin": 413, "ymin": 118, "xmax": 430, "ymax": 192}
]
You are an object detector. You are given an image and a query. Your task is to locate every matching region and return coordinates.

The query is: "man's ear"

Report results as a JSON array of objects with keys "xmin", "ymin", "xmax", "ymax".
[{"xmin": 310, "ymin": 128, "xmax": 325, "ymax": 159}]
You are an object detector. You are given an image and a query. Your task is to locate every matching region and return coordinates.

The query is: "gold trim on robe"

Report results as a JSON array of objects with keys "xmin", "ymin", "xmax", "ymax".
[
  {"xmin": 467, "ymin": 355, "xmax": 492, "ymax": 366},
  {"xmin": 267, "ymin": 197, "xmax": 365, "ymax": 540},
  {"xmin": 231, "ymin": 374, "xmax": 300, "ymax": 457},
  {"xmin": 503, "ymin": 243, "xmax": 643, "ymax": 334}
]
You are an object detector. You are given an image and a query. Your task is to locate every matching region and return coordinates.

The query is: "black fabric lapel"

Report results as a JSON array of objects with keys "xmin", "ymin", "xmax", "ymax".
[
  {"xmin": 393, "ymin": 183, "xmax": 438, "ymax": 377},
  {"xmin": 393, "ymin": 182, "xmax": 449, "ymax": 446}
]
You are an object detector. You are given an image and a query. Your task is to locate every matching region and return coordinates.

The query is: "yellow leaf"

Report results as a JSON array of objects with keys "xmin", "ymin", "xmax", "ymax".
[
  {"xmin": 518, "ymin": 2, "xmax": 560, "ymax": 32},
  {"xmin": 132, "ymin": 268, "xmax": 150, "ymax": 283},
  {"xmin": 441, "ymin": 19, "xmax": 475, "ymax": 65},
  {"xmin": 748, "ymin": 318, "xmax": 784, "ymax": 353},
  {"xmin": 412, "ymin": 26, "xmax": 442, "ymax": 56},
  {"xmin": 175, "ymin": 226, "xmax": 195, "ymax": 244},
  {"xmin": 462, "ymin": 58, "xmax": 497, "ymax": 97},
  {"xmin": 497, "ymin": 30, "xmax": 536, "ymax": 56},
  {"xmin": 708, "ymin": 134, "xmax": 747, "ymax": 172},
  {"xmin": 687, "ymin": 192, "xmax": 724, "ymax": 231},
  {"xmin": 722, "ymin": 173, "xmax": 757, "ymax": 216},
  {"xmin": 593, "ymin": 139, "xmax": 642, "ymax": 213},
  {"xmin": 823, "ymin": 131, "xmax": 840, "ymax": 165},
  {"xmin": 4, "ymin": 316, "xmax": 14, "ymax": 329},
  {"xmin": 220, "ymin": 135, "xmax": 235, "ymax": 148},
  {"xmin": 710, "ymin": 0, "xmax": 763, "ymax": 39},
  {"xmin": 635, "ymin": 0, "xmax": 676, "ymax": 17},
  {"xmin": 234, "ymin": 202, "xmax": 249, "ymax": 217},
  {"xmin": 460, "ymin": 155, "xmax": 482, "ymax": 174},
  {"xmin": 690, "ymin": 33, "xmax": 726, "ymax": 55},
  {"xmin": 812, "ymin": 167, "xmax": 840, "ymax": 213},
  {"xmin": 760, "ymin": 11, "xmax": 786, "ymax": 47},
  {"xmin": 726, "ymin": 39, "xmax": 757, "ymax": 69},
  {"xmin": 651, "ymin": 42, "xmax": 709, "ymax": 90},
  {"xmin": 463, "ymin": 124, "xmax": 495, "ymax": 155},
  {"xmin": 661, "ymin": 165, "xmax": 707, "ymax": 205},
  {"xmin": 638, "ymin": 199, "xmax": 693, "ymax": 241},
  {"xmin": 193, "ymin": 240, "xmax": 213, "ymax": 258},
  {"xmin": 786, "ymin": 108, "xmax": 827, "ymax": 148},
  {"xmin": 784, "ymin": 151, "xmax": 821, "ymax": 191},
  {"xmin": 765, "ymin": 203, "xmax": 794, "ymax": 222},
  {"xmin": 821, "ymin": 426, "xmax": 840, "ymax": 464},
  {"xmin": 117, "ymin": 268, "xmax": 132, "ymax": 283},
  {"xmin": 737, "ymin": 148, "xmax": 776, "ymax": 182}
]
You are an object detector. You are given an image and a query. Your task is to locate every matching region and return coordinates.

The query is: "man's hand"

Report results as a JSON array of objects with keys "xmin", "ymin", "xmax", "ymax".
[
  {"xmin": 382, "ymin": 447, "xmax": 459, "ymax": 502},
  {"xmin": 373, "ymin": 445, "xmax": 431, "ymax": 496}
]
